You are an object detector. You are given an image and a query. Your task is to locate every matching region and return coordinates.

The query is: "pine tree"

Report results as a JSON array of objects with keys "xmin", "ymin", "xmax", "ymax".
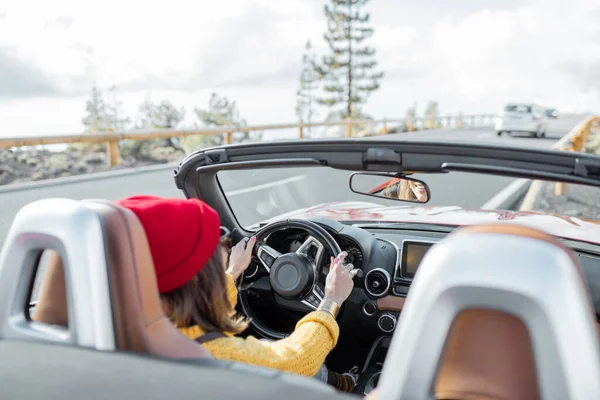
[
  {"xmin": 105, "ymin": 85, "xmax": 131, "ymax": 132},
  {"xmin": 315, "ymin": 0, "xmax": 384, "ymax": 119},
  {"xmin": 82, "ymin": 83, "xmax": 130, "ymax": 133},
  {"xmin": 137, "ymin": 98, "xmax": 185, "ymax": 149},
  {"xmin": 295, "ymin": 40, "xmax": 320, "ymax": 135},
  {"xmin": 138, "ymin": 99, "xmax": 185, "ymax": 130},
  {"xmin": 195, "ymin": 92, "xmax": 247, "ymax": 127},
  {"xmin": 195, "ymin": 93, "xmax": 261, "ymax": 144},
  {"xmin": 82, "ymin": 84, "xmax": 108, "ymax": 132}
]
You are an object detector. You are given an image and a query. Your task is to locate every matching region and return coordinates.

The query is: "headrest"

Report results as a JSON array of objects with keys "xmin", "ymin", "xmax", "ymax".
[
  {"xmin": 0, "ymin": 198, "xmax": 209, "ymax": 359},
  {"xmin": 78, "ymin": 199, "xmax": 211, "ymax": 358},
  {"xmin": 375, "ymin": 223, "xmax": 600, "ymax": 400}
]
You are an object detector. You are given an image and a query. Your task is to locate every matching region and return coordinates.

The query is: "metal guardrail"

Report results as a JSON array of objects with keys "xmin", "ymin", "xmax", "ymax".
[
  {"xmin": 520, "ymin": 115, "xmax": 600, "ymax": 210},
  {"xmin": 553, "ymin": 115, "xmax": 600, "ymax": 195},
  {"xmin": 0, "ymin": 114, "xmax": 496, "ymax": 166}
]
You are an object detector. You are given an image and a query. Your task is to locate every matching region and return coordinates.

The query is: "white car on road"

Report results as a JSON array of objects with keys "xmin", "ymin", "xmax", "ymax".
[{"xmin": 496, "ymin": 103, "xmax": 548, "ymax": 138}]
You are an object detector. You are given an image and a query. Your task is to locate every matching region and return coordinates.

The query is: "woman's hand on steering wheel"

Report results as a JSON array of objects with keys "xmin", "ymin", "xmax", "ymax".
[
  {"xmin": 227, "ymin": 236, "xmax": 257, "ymax": 280},
  {"xmin": 323, "ymin": 251, "xmax": 357, "ymax": 306}
]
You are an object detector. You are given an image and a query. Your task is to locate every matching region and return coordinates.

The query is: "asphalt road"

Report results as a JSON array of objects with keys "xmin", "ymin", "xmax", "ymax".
[{"xmin": 0, "ymin": 115, "xmax": 585, "ymax": 249}]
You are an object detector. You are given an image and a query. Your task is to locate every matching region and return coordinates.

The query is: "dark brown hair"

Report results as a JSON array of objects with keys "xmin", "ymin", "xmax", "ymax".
[
  {"xmin": 160, "ymin": 239, "xmax": 249, "ymax": 334},
  {"xmin": 382, "ymin": 179, "xmax": 418, "ymax": 201},
  {"xmin": 399, "ymin": 179, "xmax": 418, "ymax": 201}
]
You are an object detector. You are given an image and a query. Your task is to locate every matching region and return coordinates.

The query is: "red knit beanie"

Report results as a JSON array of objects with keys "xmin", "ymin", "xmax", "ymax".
[{"xmin": 116, "ymin": 195, "xmax": 221, "ymax": 293}]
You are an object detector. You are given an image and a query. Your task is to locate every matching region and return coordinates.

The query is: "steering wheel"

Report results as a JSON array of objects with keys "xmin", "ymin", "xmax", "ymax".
[{"xmin": 238, "ymin": 219, "xmax": 342, "ymax": 339}]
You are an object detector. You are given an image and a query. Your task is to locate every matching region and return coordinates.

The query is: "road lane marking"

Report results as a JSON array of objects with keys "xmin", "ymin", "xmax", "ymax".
[
  {"xmin": 226, "ymin": 175, "xmax": 306, "ymax": 197},
  {"xmin": 481, "ymin": 178, "xmax": 531, "ymax": 210}
]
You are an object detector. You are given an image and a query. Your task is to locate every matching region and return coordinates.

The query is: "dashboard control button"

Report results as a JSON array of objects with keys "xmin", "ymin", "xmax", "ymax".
[
  {"xmin": 378, "ymin": 312, "xmax": 397, "ymax": 333},
  {"xmin": 313, "ymin": 284, "xmax": 324, "ymax": 299},
  {"xmin": 262, "ymin": 253, "xmax": 274, "ymax": 266},
  {"xmin": 393, "ymin": 283, "xmax": 409, "ymax": 296},
  {"xmin": 257, "ymin": 245, "xmax": 281, "ymax": 270},
  {"xmin": 363, "ymin": 302, "xmax": 377, "ymax": 316},
  {"xmin": 304, "ymin": 293, "xmax": 320, "ymax": 308}
]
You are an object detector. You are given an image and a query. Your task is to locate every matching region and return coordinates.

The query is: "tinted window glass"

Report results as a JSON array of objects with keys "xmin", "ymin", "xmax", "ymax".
[{"xmin": 504, "ymin": 104, "xmax": 532, "ymax": 113}]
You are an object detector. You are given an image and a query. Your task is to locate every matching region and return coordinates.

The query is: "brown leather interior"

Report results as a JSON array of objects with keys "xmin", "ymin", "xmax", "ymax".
[
  {"xmin": 433, "ymin": 223, "xmax": 598, "ymax": 400},
  {"xmin": 376, "ymin": 295, "xmax": 405, "ymax": 311},
  {"xmin": 32, "ymin": 251, "xmax": 68, "ymax": 327},
  {"xmin": 435, "ymin": 309, "xmax": 540, "ymax": 400},
  {"xmin": 33, "ymin": 199, "xmax": 211, "ymax": 359}
]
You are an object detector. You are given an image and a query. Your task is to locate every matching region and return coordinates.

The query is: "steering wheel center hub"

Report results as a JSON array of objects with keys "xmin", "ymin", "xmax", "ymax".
[{"xmin": 269, "ymin": 253, "xmax": 315, "ymax": 299}]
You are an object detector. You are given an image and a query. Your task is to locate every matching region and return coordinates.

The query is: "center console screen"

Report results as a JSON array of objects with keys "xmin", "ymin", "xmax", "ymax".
[{"xmin": 401, "ymin": 241, "xmax": 434, "ymax": 278}]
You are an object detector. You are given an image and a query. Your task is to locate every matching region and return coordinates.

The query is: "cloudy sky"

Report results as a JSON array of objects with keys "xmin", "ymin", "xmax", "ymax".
[{"xmin": 0, "ymin": 0, "xmax": 599, "ymax": 137}]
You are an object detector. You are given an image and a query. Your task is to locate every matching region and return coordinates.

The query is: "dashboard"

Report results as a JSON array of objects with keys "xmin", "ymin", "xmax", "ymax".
[
  {"xmin": 240, "ymin": 217, "xmax": 600, "ymax": 394},
  {"xmin": 247, "ymin": 218, "xmax": 600, "ymax": 329},
  {"xmin": 247, "ymin": 220, "xmax": 449, "ymax": 332}
]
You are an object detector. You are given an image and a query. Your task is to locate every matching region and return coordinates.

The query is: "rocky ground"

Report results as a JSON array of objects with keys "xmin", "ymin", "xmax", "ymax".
[
  {"xmin": 0, "ymin": 140, "xmax": 186, "ymax": 186},
  {"xmin": 533, "ymin": 183, "xmax": 600, "ymax": 220},
  {"xmin": 523, "ymin": 122, "xmax": 600, "ymax": 219}
]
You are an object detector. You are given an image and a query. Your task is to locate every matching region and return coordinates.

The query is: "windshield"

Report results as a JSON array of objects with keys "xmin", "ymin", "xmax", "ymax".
[
  {"xmin": 504, "ymin": 104, "xmax": 532, "ymax": 113},
  {"xmin": 217, "ymin": 166, "xmax": 600, "ymax": 230}
]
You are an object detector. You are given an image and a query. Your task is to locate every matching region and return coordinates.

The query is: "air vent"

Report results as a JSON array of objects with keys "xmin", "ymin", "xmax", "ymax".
[{"xmin": 365, "ymin": 268, "xmax": 391, "ymax": 297}]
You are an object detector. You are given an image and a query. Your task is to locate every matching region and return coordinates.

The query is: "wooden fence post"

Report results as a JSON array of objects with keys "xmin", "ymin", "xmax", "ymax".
[
  {"xmin": 345, "ymin": 120, "xmax": 352, "ymax": 137},
  {"xmin": 106, "ymin": 140, "xmax": 121, "ymax": 166},
  {"xmin": 555, "ymin": 182, "xmax": 567, "ymax": 195},
  {"xmin": 299, "ymin": 120, "xmax": 304, "ymax": 139}
]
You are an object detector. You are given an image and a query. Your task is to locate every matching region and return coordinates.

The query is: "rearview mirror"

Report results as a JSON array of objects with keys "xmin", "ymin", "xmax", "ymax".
[{"xmin": 349, "ymin": 173, "xmax": 431, "ymax": 203}]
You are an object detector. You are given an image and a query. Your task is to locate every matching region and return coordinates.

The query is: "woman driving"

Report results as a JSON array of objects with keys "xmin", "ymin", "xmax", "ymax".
[
  {"xmin": 377, "ymin": 178, "xmax": 427, "ymax": 202},
  {"xmin": 398, "ymin": 179, "xmax": 428, "ymax": 202},
  {"xmin": 116, "ymin": 195, "xmax": 359, "ymax": 392}
]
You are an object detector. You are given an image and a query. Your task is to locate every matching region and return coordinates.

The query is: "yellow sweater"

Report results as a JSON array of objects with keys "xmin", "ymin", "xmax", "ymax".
[{"xmin": 179, "ymin": 274, "xmax": 340, "ymax": 377}]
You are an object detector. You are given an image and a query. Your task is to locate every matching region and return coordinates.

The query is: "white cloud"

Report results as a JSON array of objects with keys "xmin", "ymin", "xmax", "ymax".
[
  {"xmin": 0, "ymin": 0, "xmax": 600, "ymax": 136},
  {"xmin": 375, "ymin": 26, "xmax": 417, "ymax": 49},
  {"xmin": 431, "ymin": 8, "xmax": 537, "ymax": 64},
  {"xmin": 0, "ymin": 0, "xmax": 256, "ymax": 89},
  {"xmin": 411, "ymin": 0, "xmax": 600, "ymax": 114}
]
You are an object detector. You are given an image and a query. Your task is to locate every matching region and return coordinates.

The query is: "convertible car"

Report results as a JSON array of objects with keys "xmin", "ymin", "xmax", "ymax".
[{"xmin": 2, "ymin": 137, "xmax": 600, "ymax": 399}]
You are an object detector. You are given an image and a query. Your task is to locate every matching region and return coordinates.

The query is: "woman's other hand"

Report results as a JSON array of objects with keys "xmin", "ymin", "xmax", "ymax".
[
  {"xmin": 226, "ymin": 236, "xmax": 257, "ymax": 280},
  {"xmin": 323, "ymin": 251, "xmax": 357, "ymax": 305}
]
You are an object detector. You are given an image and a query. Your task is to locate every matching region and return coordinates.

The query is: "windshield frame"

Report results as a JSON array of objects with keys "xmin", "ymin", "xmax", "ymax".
[{"xmin": 175, "ymin": 138, "xmax": 600, "ymax": 232}]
